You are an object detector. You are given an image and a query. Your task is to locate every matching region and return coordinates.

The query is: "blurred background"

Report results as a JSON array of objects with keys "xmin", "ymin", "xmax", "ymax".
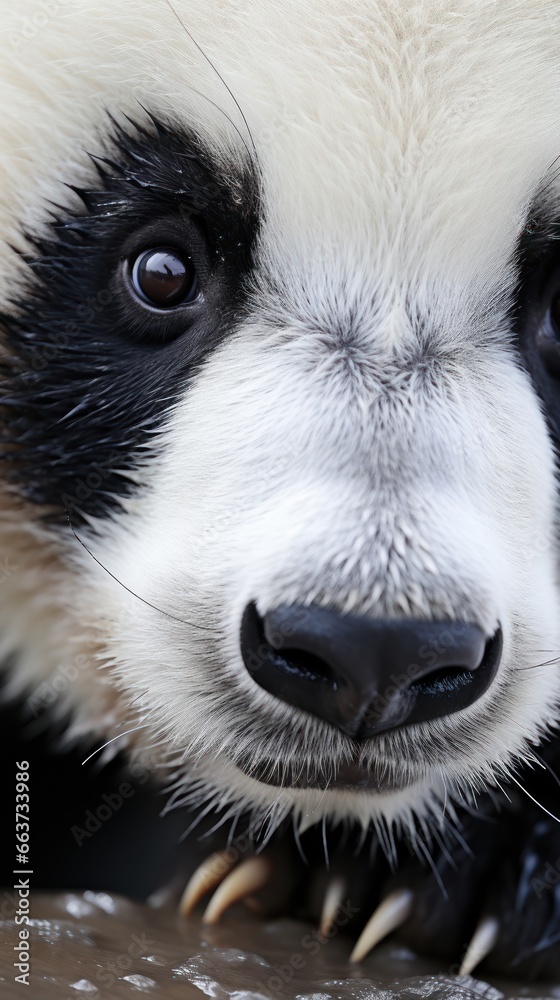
[{"xmin": 0, "ymin": 689, "xmax": 186, "ymax": 898}]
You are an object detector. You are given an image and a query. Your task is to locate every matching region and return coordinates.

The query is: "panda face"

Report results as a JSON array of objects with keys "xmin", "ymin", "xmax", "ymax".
[{"xmin": 2, "ymin": 0, "xmax": 560, "ymax": 837}]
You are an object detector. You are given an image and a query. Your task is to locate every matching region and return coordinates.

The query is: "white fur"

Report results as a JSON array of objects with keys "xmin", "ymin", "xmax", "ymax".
[{"xmin": 2, "ymin": 0, "xmax": 560, "ymax": 838}]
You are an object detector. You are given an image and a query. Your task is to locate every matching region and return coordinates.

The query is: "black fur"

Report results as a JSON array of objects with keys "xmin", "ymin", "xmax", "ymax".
[
  {"xmin": 0, "ymin": 114, "xmax": 259, "ymax": 522},
  {"xmin": 515, "ymin": 203, "xmax": 560, "ymax": 459}
]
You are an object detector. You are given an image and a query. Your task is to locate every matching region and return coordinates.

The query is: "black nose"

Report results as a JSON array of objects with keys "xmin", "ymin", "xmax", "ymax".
[{"xmin": 240, "ymin": 603, "xmax": 501, "ymax": 739}]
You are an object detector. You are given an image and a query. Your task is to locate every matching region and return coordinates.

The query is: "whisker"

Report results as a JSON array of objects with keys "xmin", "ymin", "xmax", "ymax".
[
  {"xmin": 141, "ymin": 85, "xmax": 254, "ymax": 167},
  {"xmin": 509, "ymin": 774, "xmax": 560, "ymax": 824},
  {"xmin": 163, "ymin": 0, "xmax": 257, "ymax": 160},
  {"xmin": 127, "ymin": 691, "xmax": 148, "ymax": 710},
  {"xmin": 82, "ymin": 725, "xmax": 148, "ymax": 765},
  {"xmin": 516, "ymin": 655, "xmax": 560, "ymax": 671},
  {"xmin": 65, "ymin": 511, "xmax": 215, "ymax": 632}
]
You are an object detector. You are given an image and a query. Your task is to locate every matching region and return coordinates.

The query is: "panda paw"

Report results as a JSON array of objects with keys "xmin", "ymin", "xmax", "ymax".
[
  {"xmin": 177, "ymin": 795, "xmax": 560, "ymax": 981},
  {"xmin": 367, "ymin": 798, "xmax": 560, "ymax": 981}
]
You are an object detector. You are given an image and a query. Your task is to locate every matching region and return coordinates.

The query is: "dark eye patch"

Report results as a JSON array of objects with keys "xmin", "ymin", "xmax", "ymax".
[
  {"xmin": 514, "ymin": 203, "xmax": 560, "ymax": 454},
  {"xmin": 533, "ymin": 287, "xmax": 560, "ymax": 378},
  {"xmin": 0, "ymin": 114, "xmax": 259, "ymax": 522}
]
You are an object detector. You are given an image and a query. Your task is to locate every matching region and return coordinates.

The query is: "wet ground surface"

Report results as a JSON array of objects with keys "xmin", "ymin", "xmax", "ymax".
[{"xmin": 1, "ymin": 891, "xmax": 559, "ymax": 1000}]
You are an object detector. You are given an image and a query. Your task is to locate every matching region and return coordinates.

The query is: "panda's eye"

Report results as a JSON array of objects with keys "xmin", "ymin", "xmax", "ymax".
[
  {"xmin": 536, "ymin": 289, "xmax": 560, "ymax": 378},
  {"xmin": 130, "ymin": 247, "xmax": 199, "ymax": 308}
]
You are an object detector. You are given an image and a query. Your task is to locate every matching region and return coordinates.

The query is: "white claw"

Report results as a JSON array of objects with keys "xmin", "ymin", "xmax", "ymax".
[
  {"xmin": 320, "ymin": 876, "xmax": 346, "ymax": 937},
  {"xmin": 459, "ymin": 916, "xmax": 499, "ymax": 977},
  {"xmin": 179, "ymin": 850, "xmax": 237, "ymax": 917},
  {"xmin": 203, "ymin": 855, "xmax": 273, "ymax": 925},
  {"xmin": 350, "ymin": 888, "xmax": 413, "ymax": 963}
]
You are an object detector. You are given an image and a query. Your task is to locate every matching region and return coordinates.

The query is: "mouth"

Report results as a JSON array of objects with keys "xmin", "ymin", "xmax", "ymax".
[{"xmin": 234, "ymin": 753, "xmax": 414, "ymax": 791}]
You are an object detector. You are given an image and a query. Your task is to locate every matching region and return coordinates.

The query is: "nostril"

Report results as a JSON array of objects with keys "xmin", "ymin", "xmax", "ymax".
[
  {"xmin": 404, "ymin": 627, "xmax": 502, "ymax": 725},
  {"xmin": 410, "ymin": 663, "xmax": 474, "ymax": 695},
  {"xmin": 243, "ymin": 601, "xmax": 333, "ymax": 683},
  {"xmin": 273, "ymin": 647, "xmax": 333, "ymax": 682}
]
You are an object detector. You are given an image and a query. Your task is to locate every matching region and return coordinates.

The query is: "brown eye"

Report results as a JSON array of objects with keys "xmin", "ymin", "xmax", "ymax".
[{"xmin": 131, "ymin": 247, "xmax": 199, "ymax": 308}]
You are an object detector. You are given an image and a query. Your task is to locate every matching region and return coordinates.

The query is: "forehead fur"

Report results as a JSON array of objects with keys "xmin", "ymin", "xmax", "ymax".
[{"xmin": 1, "ymin": 0, "xmax": 560, "ymax": 296}]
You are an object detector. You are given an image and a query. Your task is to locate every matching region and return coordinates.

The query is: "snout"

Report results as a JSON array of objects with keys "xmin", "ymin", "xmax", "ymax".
[{"xmin": 240, "ymin": 603, "xmax": 502, "ymax": 739}]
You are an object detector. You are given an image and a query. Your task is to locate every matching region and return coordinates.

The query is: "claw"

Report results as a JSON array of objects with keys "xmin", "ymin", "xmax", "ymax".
[
  {"xmin": 179, "ymin": 849, "xmax": 237, "ymax": 917},
  {"xmin": 203, "ymin": 855, "xmax": 273, "ymax": 925},
  {"xmin": 459, "ymin": 916, "xmax": 499, "ymax": 977},
  {"xmin": 320, "ymin": 876, "xmax": 346, "ymax": 937},
  {"xmin": 350, "ymin": 888, "xmax": 413, "ymax": 963}
]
